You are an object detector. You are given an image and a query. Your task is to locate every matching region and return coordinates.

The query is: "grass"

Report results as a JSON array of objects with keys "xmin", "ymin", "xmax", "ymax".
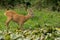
[
  {"xmin": 0, "ymin": 8, "xmax": 60, "ymax": 31},
  {"xmin": 0, "ymin": 8, "xmax": 60, "ymax": 40}
]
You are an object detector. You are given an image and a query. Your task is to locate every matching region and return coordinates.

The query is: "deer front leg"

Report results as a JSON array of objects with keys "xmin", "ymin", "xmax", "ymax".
[
  {"xmin": 5, "ymin": 17, "xmax": 12, "ymax": 32},
  {"xmin": 20, "ymin": 24, "xmax": 24, "ymax": 30},
  {"xmin": 18, "ymin": 22, "xmax": 24, "ymax": 31},
  {"xmin": 16, "ymin": 23, "xmax": 24, "ymax": 34}
]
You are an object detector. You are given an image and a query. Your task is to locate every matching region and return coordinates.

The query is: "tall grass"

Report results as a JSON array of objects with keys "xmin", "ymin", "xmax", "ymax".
[{"xmin": 0, "ymin": 8, "xmax": 60, "ymax": 31}]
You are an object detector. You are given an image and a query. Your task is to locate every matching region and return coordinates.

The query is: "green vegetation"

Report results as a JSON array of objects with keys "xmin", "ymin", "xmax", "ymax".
[
  {"xmin": 0, "ymin": 8, "xmax": 60, "ymax": 30},
  {"xmin": 0, "ymin": 8, "xmax": 60, "ymax": 40},
  {"xmin": 0, "ymin": 0, "xmax": 60, "ymax": 40}
]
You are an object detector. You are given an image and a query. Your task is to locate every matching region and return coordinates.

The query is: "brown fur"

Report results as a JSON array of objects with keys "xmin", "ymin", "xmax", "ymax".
[{"xmin": 4, "ymin": 8, "xmax": 33, "ymax": 31}]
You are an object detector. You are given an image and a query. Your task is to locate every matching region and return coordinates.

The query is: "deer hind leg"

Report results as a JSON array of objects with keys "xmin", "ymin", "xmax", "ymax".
[{"xmin": 5, "ymin": 17, "xmax": 12, "ymax": 32}]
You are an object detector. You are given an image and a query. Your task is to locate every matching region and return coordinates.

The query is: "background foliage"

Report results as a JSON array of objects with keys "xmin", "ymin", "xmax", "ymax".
[{"xmin": 0, "ymin": 0, "xmax": 60, "ymax": 11}]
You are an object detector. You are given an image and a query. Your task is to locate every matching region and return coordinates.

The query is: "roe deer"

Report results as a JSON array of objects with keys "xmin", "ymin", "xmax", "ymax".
[{"xmin": 4, "ymin": 8, "xmax": 34, "ymax": 31}]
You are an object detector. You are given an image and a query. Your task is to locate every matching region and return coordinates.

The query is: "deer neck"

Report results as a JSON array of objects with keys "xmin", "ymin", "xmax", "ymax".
[
  {"xmin": 25, "ymin": 8, "xmax": 33, "ymax": 21},
  {"xmin": 25, "ymin": 14, "xmax": 32, "ymax": 20}
]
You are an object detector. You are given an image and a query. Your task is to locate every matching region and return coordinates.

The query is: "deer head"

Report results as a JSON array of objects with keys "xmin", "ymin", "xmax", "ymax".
[{"xmin": 27, "ymin": 8, "xmax": 34, "ymax": 17}]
